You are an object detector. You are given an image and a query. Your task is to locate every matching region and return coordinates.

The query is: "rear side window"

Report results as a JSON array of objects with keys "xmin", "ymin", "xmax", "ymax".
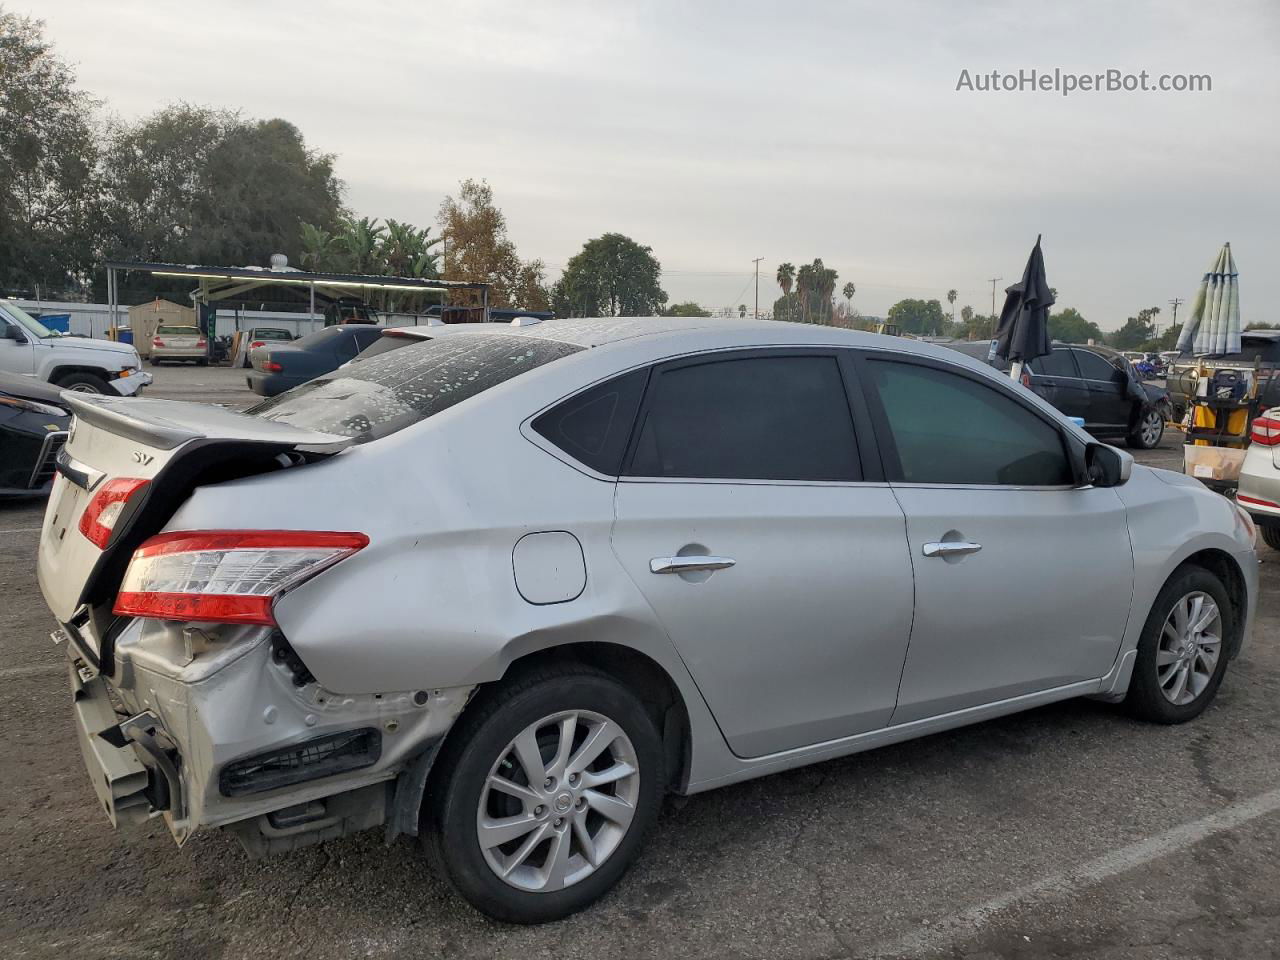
[
  {"xmin": 1030, "ymin": 349, "xmax": 1077, "ymax": 378},
  {"xmin": 248, "ymin": 333, "xmax": 582, "ymax": 443},
  {"xmin": 869, "ymin": 360, "xmax": 1072, "ymax": 486},
  {"xmin": 532, "ymin": 369, "xmax": 648, "ymax": 475},
  {"xmin": 627, "ymin": 354, "xmax": 861, "ymax": 481}
]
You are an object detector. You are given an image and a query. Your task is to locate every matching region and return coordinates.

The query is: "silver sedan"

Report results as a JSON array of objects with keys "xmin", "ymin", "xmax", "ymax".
[{"xmin": 37, "ymin": 317, "xmax": 1257, "ymax": 923}]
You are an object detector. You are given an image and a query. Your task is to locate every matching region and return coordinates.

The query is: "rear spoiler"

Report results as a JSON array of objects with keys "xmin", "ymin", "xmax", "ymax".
[{"xmin": 61, "ymin": 393, "xmax": 353, "ymax": 455}]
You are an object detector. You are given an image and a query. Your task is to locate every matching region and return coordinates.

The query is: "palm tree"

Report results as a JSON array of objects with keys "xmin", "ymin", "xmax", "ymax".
[
  {"xmin": 842, "ymin": 281, "xmax": 855, "ymax": 306},
  {"xmin": 775, "ymin": 263, "xmax": 795, "ymax": 321},
  {"xmin": 947, "ymin": 288, "xmax": 957, "ymax": 324},
  {"xmin": 738, "ymin": 304, "xmax": 747, "ymax": 318}
]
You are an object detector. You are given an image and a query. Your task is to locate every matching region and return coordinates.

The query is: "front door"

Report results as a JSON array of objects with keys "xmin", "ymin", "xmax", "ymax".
[
  {"xmin": 0, "ymin": 317, "xmax": 35, "ymax": 375},
  {"xmin": 859, "ymin": 355, "xmax": 1134, "ymax": 723},
  {"xmin": 610, "ymin": 351, "xmax": 915, "ymax": 758},
  {"xmin": 1073, "ymin": 348, "xmax": 1133, "ymax": 432}
]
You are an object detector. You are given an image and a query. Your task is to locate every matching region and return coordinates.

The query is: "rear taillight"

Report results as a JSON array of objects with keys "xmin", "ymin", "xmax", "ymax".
[
  {"xmin": 1020, "ymin": 371, "xmax": 1032, "ymax": 388},
  {"xmin": 79, "ymin": 477, "xmax": 150, "ymax": 549},
  {"xmin": 251, "ymin": 340, "xmax": 265, "ymax": 348},
  {"xmin": 113, "ymin": 530, "xmax": 368, "ymax": 625},
  {"xmin": 263, "ymin": 360, "xmax": 283, "ymax": 372},
  {"xmin": 1251, "ymin": 416, "xmax": 1280, "ymax": 446},
  {"xmin": 197, "ymin": 338, "xmax": 207, "ymax": 347},
  {"xmin": 153, "ymin": 337, "xmax": 165, "ymax": 347}
]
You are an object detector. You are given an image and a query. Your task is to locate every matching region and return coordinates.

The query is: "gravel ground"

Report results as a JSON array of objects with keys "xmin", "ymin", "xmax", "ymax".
[{"xmin": 1, "ymin": 367, "xmax": 1277, "ymax": 960}]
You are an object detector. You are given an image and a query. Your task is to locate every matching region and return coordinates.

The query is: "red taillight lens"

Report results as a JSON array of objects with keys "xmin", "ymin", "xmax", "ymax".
[
  {"xmin": 1020, "ymin": 371, "xmax": 1032, "ymax": 388},
  {"xmin": 1238, "ymin": 493, "xmax": 1280, "ymax": 509},
  {"xmin": 251, "ymin": 340, "xmax": 265, "ymax": 348},
  {"xmin": 79, "ymin": 477, "xmax": 150, "ymax": 549},
  {"xmin": 113, "ymin": 530, "xmax": 369, "ymax": 625},
  {"xmin": 263, "ymin": 361, "xmax": 283, "ymax": 372},
  {"xmin": 197, "ymin": 338, "xmax": 207, "ymax": 347},
  {"xmin": 153, "ymin": 337, "xmax": 165, "ymax": 347},
  {"xmin": 1251, "ymin": 416, "xmax": 1280, "ymax": 446}
]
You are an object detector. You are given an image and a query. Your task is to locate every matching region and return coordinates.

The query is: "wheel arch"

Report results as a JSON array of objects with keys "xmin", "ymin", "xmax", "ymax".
[
  {"xmin": 48, "ymin": 365, "xmax": 112, "ymax": 385},
  {"xmin": 1174, "ymin": 547, "xmax": 1249, "ymax": 657}
]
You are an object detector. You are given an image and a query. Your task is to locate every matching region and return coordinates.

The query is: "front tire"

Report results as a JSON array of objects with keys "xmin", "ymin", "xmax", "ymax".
[
  {"xmin": 423, "ymin": 665, "xmax": 663, "ymax": 923},
  {"xmin": 1125, "ymin": 567, "xmax": 1233, "ymax": 723},
  {"xmin": 1127, "ymin": 408, "xmax": 1165, "ymax": 449},
  {"xmin": 54, "ymin": 371, "xmax": 111, "ymax": 394},
  {"xmin": 1260, "ymin": 526, "xmax": 1280, "ymax": 551}
]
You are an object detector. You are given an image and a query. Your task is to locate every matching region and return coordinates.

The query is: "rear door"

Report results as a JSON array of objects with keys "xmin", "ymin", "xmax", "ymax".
[
  {"xmin": 610, "ymin": 349, "xmax": 916, "ymax": 758},
  {"xmin": 856, "ymin": 354, "xmax": 1133, "ymax": 723},
  {"xmin": 1027, "ymin": 347, "xmax": 1089, "ymax": 421},
  {"xmin": 1073, "ymin": 349, "xmax": 1132, "ymax": 431}
]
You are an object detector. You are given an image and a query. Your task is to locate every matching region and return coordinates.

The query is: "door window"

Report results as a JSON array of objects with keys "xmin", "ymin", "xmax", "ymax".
[
  {"xmin": 1030, "ymin": 348, "xmax": 1078, "ymax": 379},
  {"xmin": 868, "ymin": 359, "xmax": 1072, "ymax": 486},
  {"xmin": 627, "ymin": 354, "xmax": 861, "ymax": 481},
  {"xmin": 1073, "ymin": 349, "xmax": 1123, "ymax": 382}
]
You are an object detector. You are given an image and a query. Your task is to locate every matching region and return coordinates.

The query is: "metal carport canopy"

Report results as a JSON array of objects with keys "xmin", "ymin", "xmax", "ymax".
[{"xmin": 102, "ymin": 260, "xmax": 490, "ymax": 329}]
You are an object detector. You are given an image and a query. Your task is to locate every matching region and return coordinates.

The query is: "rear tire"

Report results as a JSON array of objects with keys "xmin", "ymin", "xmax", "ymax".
[
  {"xmin": 1260, "ymin": 526, "xmax": 1280, "ymax": 551},
  {"xmin": 423, "ymin": 665, "xmax": 663, "ymax": 923},
  {"xmin": 1125, "ymin": 566, "xmax": 1233, "ymax": 723},
  {"xmin": 54, "ymin": 371, "xmax": 112, "ymax": 394}
]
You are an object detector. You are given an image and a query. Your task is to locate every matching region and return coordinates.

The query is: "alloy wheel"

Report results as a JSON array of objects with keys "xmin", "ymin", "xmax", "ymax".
[
  {"xmin": 1140, "ymin": 411, "xmax": 1162, "ymax": 446},
  {"xmin": 65, "ymin": 383, "xmax": 103, "ymax": 393},
  {"xmin": 476, "ymin": 709, "xmax": 639, "ymax": 893},
  {"xmin": 1156, "ymin": 591, "xmax": 1222, "ymax": 706}
]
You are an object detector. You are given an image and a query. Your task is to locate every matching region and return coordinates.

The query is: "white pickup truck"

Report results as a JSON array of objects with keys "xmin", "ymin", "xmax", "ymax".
[{"xmin": 0, "ymin": 300, "xmax": 151, "ymax": 396}]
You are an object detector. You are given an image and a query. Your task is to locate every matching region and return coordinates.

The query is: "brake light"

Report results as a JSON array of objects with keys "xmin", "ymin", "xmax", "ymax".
[
  {"xmin": 197, "ymin": 338, "xmax": 207, "ymax": 347},
  {"xmin": 251, "ymin": 340, "xmax": 265, "ymax": 348},
  {"xmin": 79, "ymin": 477, "xmax": 151, "ymax": 549},
  {"xmin": 113, "ymin": 530, "xmax": 368, "ymax": 625},
  {"xmin": 1238, "ymin": 493, "xmax": 1280, "ymax": 509},
  {"xmin": 153, "ymin": 337, "xmax": 165, "ymax": 347},
  {"xmin": 1020, "ymin": 370, "xmax": 1032, "ymax": 388},
  {"xmin": 263, "ymin": 361, "xmax": 283, "ymax": 372},
  {"xmin": 1251, "ymin": 415, "xmax": 1280, "ymax": 446}
]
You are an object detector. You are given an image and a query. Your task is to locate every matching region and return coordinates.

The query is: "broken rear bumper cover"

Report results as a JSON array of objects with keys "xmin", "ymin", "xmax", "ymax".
[{"xmin": 66, "ymin": 619, "xmax": 474, "ymax": 856}]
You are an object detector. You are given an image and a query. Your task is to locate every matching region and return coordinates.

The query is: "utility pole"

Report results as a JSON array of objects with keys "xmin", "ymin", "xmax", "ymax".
[
  {"xmin": 988, "ymin": 277, "xmax": 1002, "ymax": 337},
  {"xmin": 752, "ymin": 257, "xmax": 763, "ymax": 319},
  {"xmin": 1168, "ymin": 296, "xmax": 1183, "ymax": 335}
]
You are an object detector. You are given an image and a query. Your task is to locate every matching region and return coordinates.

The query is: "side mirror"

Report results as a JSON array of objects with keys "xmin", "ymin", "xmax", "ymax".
[
  {"xmin": 1, "ymin": 323, "xmax": 24, "ymax": 341},
  {"xmin": 1086, "ymin": 442, "xmax": 1133, "ymax": 487}
]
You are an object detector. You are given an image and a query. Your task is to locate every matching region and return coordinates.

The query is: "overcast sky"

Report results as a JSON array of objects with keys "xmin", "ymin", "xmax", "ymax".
[{"xmin": 23, "ymin": 0, "xmax": 1280, "ymax": 329}]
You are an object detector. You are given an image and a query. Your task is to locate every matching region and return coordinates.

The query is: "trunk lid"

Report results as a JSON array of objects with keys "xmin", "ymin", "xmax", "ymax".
[{"xmin": 38, "ymin": 393, "xmax": 350, "ymax": 644}]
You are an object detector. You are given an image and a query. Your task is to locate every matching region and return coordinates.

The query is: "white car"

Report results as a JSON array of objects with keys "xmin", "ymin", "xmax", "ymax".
[
  {"xmin": 37, "ymin": 317, "xmax": 1256, "ymax": 922},
  {"xmin": 0, "ymin": 301, "xmax": 151, "ymax": 395},
  {"xmin": 1236, "ymin": 409, "xmax": 1280, "ymax": 549}
]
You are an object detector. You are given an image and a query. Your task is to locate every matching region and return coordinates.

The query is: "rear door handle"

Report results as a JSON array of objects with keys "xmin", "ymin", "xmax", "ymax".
[
  {"xmin": 922, "ymin": 541, "xmax": 982, "ymax": 558},
  {"xmin": 650, "ymin": 556, "xmax": 736, "ymax": 574}
]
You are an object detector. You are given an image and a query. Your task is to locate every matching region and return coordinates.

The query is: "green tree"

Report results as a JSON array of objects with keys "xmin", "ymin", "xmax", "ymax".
[
  {"xmin": 101, "ymin": 106, "xmax": 344, "ymax": 268},
  {"xmin": 438, "ymin": 178, "xmax": 549, "ymax": 310},
  {"xmin": 1108, "ymin": 306, "xmax": 1161, "ymax": 350},
  {"xmin": 1047, "ymin": 307, "xmax": 1102, "ymax": 344},
  {"xmin": 793, "ymin": 258, "xmax": 838, "ymax": 324},
  {"xmin": 0, "ymin": 9, "xmax": 100, "ymax": 294},
  {"xmin": 662, "ymin": 301, "xmax": 710, "ymax": 317},
  {"xmin": 946, "ymin": 288, "xmax": 957, "ymax": 322},
  {"xmin": 551, "ymin": 233, "xmax": 666, "ymax": 317},
  {"xmin": 775, "ymin": 263, "xmax": 796, "ymax": 321},
  {"xmin": 738, "ymin": 303, "xmax": 747, "ymax": 318},
  {"xmin": 842, "ymin": 281, "xmax": 856, "ymax": 307},
  {"xmin": 887, "ymin": 298, "xmax": 946, "ymax": 336}
]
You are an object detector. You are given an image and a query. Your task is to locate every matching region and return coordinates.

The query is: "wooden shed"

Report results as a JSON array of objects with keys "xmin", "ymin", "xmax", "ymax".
[{"xmin": 125, "ymin": 298, "xmax": 196, "ymax": 357}]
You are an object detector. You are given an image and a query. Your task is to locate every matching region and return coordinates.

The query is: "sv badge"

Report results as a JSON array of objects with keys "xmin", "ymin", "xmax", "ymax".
[{"xmin": 132, "ymin": 451, "xmax": 154, "ymax": 466}]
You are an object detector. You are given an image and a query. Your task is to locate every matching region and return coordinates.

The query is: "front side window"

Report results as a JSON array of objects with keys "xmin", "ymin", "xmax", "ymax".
[
  {"xmin": 869, "ymin": 359, "xmax": 1072, "ymax": 486},
  {"xmin": 248, "ymin": 332, "xmax": 581, "ymax": 443},
  {"xmin": 1073, "ymin": 350, "xmax": 1122, "ymax": 382},
  {"xmin": 626, "ymin": 354, "xmax": 861, "ymax": 481}
]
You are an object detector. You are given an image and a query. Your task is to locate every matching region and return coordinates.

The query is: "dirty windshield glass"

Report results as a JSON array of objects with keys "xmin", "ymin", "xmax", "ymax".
[{"xmin": 246, "ymin": 332, "xmax": 581, "ymax": 443}]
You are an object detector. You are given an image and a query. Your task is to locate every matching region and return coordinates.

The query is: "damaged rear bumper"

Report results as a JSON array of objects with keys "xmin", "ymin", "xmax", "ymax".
[{"xmin": 65, "ymin": 621, "xmax": 474, "ymax": 855}]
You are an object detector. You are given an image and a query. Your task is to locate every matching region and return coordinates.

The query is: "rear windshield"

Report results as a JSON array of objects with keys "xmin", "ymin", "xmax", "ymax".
[
  {"xmin": 158, "ymin": 325, "xmax": 199, "ymax": 335},
  {"xmin": 246, "ymin": 332, "xmax": 582, "ymax": 443},
  {"xmin": 252, "ymin": 328, "xmax": 293, "ymax": 340}
]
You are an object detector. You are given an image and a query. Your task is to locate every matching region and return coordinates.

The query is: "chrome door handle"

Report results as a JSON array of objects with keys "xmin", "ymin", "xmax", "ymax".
[
  {"xmin": 922, "ymin": 541, "xmax": 982, "ymax": 558},
  {"xmin": 650, "ymin": 556, "xmax": 736, "ymax": 574}
]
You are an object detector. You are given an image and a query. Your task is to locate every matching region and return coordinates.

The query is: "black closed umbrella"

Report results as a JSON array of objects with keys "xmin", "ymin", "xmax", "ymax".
[{"xmin": 994, "ymin": 235, "xmax": 1055, "ymax": 380}]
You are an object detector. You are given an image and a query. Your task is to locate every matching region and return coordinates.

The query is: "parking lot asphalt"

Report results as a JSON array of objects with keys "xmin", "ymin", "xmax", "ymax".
[{"xmin": 2, "ymin": 367, "xmax": 1277, "ymax": 960}]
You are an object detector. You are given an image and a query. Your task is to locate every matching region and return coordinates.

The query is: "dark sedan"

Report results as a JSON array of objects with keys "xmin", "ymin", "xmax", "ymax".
[
  {"xmin": 944, "ymin": 340, "xmax": 1172, "ymax": 449},
  {"xmin": 0, "ymin": 372, "xmax": 70, "ymax": 498},
  {"xmin": 245, "ymin": 325, "xmax": 385, "ymax": 397}
]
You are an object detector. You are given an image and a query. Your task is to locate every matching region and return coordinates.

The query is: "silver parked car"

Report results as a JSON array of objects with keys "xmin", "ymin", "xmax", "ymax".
[
  {"xmin": 37, "ymin": 317, "xmax": 1256, "ymax": 922},
  {"xmin": 148, "ymin": 324, "xmax": 207, "ymax": 365}
]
